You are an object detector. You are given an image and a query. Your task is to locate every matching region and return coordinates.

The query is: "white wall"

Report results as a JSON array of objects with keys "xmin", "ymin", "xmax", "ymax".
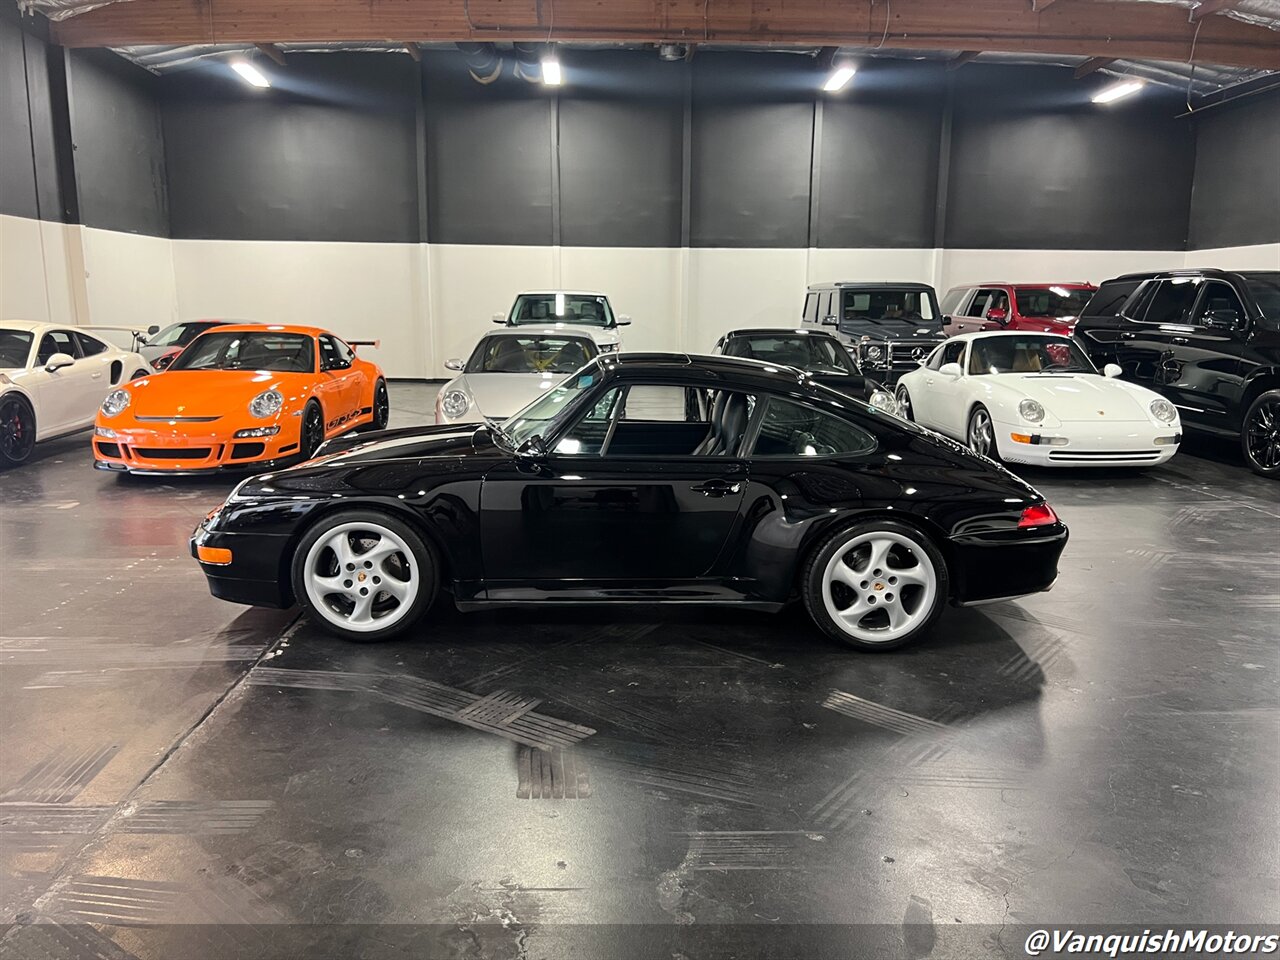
[{"xmin": 3, "ymin": 213, "xmax": 1276, "ymax": 379}]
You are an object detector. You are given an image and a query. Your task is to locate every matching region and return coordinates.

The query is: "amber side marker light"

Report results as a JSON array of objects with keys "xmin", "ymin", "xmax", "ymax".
[
  {"xmin": 1018, "ymin": 504, "xmax": 1059, "ymax": 529},
  {"xmin": 197, "ymin": 545, "xmax": 233, "ymax": 565}
]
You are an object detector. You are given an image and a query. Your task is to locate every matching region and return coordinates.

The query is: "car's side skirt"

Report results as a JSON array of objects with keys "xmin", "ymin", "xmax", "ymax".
[
  {"xmin": 454, "ymin": 578, "xmax": 779, "ymax": 606},
  {"xmin": 455, "ymin": 598, "xmax": 786, "ymax": 613}
]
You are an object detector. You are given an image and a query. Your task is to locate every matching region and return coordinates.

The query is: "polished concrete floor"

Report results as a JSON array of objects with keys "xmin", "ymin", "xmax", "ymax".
[{"xmin": 1, "ymin": 383, "xmax": 1276, "ymax": 959}]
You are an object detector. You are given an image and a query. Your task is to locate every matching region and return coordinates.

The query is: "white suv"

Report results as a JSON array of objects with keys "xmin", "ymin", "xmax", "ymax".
[{"xmin": 495, "ymin": 291, "xmax": 629, "ymax": 353}]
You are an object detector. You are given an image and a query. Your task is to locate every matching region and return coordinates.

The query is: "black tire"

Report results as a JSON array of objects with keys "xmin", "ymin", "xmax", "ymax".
[
  {"xmin": 372, "ymin": 378, "xmax": 390, "ymax": 430},
  {"xmin": 895, "ymin": 384, "xmax": 914, "ymax": 422},
  {"xmin": 129, "ymin": 369, "xmax": 149, "ymax": 381},
  {"xmin": 967, "ymin": 403, "xmax": 1001, "ymax": 463},
  {"xmin": 0, "ymin": 393, "xmax": 37, "ymax": 468},
  {"xmin": 801, "ymin": 519, "xmax": 949, "ymax": 651},
  {"xmin": 291, "ymin": 509, "xmax": 439, "ymax": 642},
  {"xmin": 1242, "ymin": 388, "xmax": 1280, "ymax": 478},
  {"xmin": 299, "ymin": 400, "xmax": 325, "ymax": 460}
]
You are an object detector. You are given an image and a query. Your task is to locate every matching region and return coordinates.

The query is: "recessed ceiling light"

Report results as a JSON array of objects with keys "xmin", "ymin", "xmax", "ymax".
[
  {"xmin": 541, "ymin": 57, "xmax": 562, "ymax": 86},
  {"xmin": 823, "ymin": 65, "xmax": 856, "ymax": 93},
  {"xmin": 1092, "ymin": 79, "xmax": 1144, "ymax": 104},
  {"xmin": 231, "ymin": 59, "xmax": 271, "ymax": 88}
]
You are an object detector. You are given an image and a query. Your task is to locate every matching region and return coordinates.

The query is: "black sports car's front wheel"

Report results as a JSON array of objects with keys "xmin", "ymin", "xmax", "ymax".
[
  {"xmin": 1242, "ymin": 389, "xmax": 1280, "ymax": 479},
  {"xmin": 802, "ymin": 519, "xmax": 948, "ymax": 651},
  {"xmin": 292, "ymin": 509, "xmax": 438, "ymax": 641},
  {"xmin": 0, "ymin": 395, "xmax": 36, "ymax": 468}
]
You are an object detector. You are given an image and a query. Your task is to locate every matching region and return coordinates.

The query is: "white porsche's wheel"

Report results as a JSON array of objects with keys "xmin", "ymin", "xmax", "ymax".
[
  {"xmin": 967, "ymin": 404, "xmax": 999, "ymax": 462},
  {"xmin": 292, "ymin": 511, "xmax": 437, "ymax": 641}
]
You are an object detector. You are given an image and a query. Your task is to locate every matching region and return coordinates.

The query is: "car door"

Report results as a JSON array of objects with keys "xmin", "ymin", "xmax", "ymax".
[
  {"xmin": 911, "ymin": 339, "xmax": 968, "ymax": 436},
  {"xmin": 1114, "ymin": 278, "xmax": 1199, "ymax": 395},
  {"xmin": 32, "ymin": 329, "xmax": 95, "ymax": 434},
  {"xmin": 938, "ymin": 287, "xmax": 971, "ymax": 338},
  {"xmin": 316, "ymin": 335, "xmax": 360, "ymax": 433},
  {"xmin": 478, "ymin": 381, "xmax": 750, "ymax": 591},
  {"xmin": 1158, "ymin": 279, "xmax": 1248, "ymax": 428}
]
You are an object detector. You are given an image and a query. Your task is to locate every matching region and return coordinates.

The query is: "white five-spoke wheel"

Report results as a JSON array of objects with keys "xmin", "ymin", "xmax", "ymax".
[
  {"xmin": 803, "ymin": 520, "xmax": 948, "ymax": 650},
  {"xmin": 292, "ymin": 510, "xmax": 437, "ymax": 641}
]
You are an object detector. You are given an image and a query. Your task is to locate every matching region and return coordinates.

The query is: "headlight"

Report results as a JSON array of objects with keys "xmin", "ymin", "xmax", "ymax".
[
  {"xmin": 599, "ymin": 343, "xmax": 620, "ymax": 354},
  {"xmin": 863, "ymin": 344, "xmax": 883, "ymax": 360},
  {"xmin": 1019, "ymin": 399, "xmax": 1046, "ymax": 423},
  {"xmin": 868, "ymin": 390, "xmax": 898, "ymax": 415},
  {"xmin": 234, "ymin": 425, "xmax": 281, "ymax": 438},
  {"xmin": 1150, "ymin": 398, "xmax": 1177, "ymax": 423},
  {"xmin": 441, "ymin": 390, "xmax": 470, "ymax": 419},
  {"xmin": 248, "ymin": 389, "xmax": 283, "ymax": 419},
  {"xmin": 100, "ymin": 389, "xmax": 131, "ymax": 418}
]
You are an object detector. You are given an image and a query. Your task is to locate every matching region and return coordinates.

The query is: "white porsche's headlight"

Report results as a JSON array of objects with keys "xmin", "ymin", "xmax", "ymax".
[
  {"xmin": 441, "ymin": 390, "xmax": 470, "ymax": 419},
  {"xmin": 1150, "ymin": 398, "xmax": 1177, "ymax": 423},
  {"xmin": 868, "ymin": 390, "xmax": 898, "ymax": 415},
  {"xmin": 1019, "ymin": 399, "xmax": 1046, "ymax": 423},
  {"xmin": 101, "ymin": 389, "xmax": 131, "ymax": 418},
  {"xmin": 248, "ymin": 389, "xmax": 284, "ymax": 419}
]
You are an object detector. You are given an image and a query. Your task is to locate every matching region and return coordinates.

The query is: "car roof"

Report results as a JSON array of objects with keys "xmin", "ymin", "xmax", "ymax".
[
  {"xmin": 945, "ymin": 330, "xmax": 1074, "ymax": 342},
  {"xmin": 481, "ymin": 325, "xmax": 606, "ymax": 342},
  {"xmin": 201, "ymin": 323, "xmax": 326, "ymax": 337},
  {"xmin": 0, "ymin": 320, "xmax": 52, "ymax": 332},
  {"xmin": 722, "ymin": 328, "xmax": 837, "ymax": 338},
  {"xmin": 966, "ymin": 282, "xmax": 1095, "ymax": 288},
  {"xmin": 603, "ymin": 352, "xmax": 820, "ymax": 388},
  {"xmin": 808, "ymin": 282, "xmax": 935, "ymax": 290},
  {"xmin": 516, "ymin": 290, "xmax": 609, "ymax": 298},
  {"xmin": 1098, "ymin": 268, "xmax": 1240, "ymax": 283}
]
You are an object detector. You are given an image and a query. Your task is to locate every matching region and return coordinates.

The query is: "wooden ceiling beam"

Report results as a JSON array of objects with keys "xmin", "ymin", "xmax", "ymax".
[
  {"xmin": 1073, "ymin": 56, "xmax": 1116, "ymax": 78},
  {"xmin": 47, "ymin": 0, "xmax": 1280, "ymax": 71}
]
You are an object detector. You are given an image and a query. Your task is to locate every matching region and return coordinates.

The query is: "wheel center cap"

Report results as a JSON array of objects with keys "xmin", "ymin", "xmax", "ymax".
[
  {"xmin": 357, "ymin": 572, "xmax": 367, "ymax": 582},
  {"xmin": 873, "ymin": 582, "xmax": 885, "ymax": 591}
]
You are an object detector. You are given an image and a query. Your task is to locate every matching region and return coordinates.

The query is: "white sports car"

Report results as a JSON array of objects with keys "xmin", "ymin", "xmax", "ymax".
[
  {"xmin": 1, "ymin": 320, "xmax": 150, "ymax": 467},
  {"xmin": 435, "ymin": 327, "xmax": 606, "ymax": 425},
  {"xmin": 895, "ymin": 331, "xmax": 1181, "ymax": 468}
]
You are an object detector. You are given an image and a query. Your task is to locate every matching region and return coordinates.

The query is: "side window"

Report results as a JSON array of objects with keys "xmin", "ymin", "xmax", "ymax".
[
  {"xmin": 751, "ymin": 397, "xmax": 876, "ymax": 458},
  {"xmin": 333, "ymin": 337, "xmax": 356, "ymax": 366},
  {"xmin": 37, "ymin": 330, "xmax": 80, "ymax": 365},
  {"xmin": 1194, "ymin": 281, "xmax": 1246, "ymax": 327},
  {"xmin": 1141, "ymin": 279, "xmax": 1200, "ymax": 325},
  {"xmin": 987, "ymin": 289, "xmax": 1009, "ymax": 315},
  {"xmin": 1088, "ymin": 279, "xmax": 1143, "ymax": 318},
  {"xmin": 318, "ymin": 335, "xmax": 351, "ymax": 371},
  {"xmin": 940, "ymin": 340, "xmax": 966, "ymax": 368},
  {"xmin": 926, "ymin": 344, "xmax": 948, "ymax": 371},
  {"xmin": 939, "ymin": 288, "xmax": 968, "ymax": 315},
  {"xmin": 555, "ymin": 387, "xmax": 622, "ymax": 455},
  {"xmin": 73, "ymin": 332, "xmax": 109, "ymax": 357},
  {"xmin": 803, "ymin": 293, "xmax": 817, "ymax": 323},
  {"xmin": 965, "ymin": 289, "xmax": 996, "ymax": 317},
  {"xmin": 822, "ymin": 293, "xmax": 835, "ymax": 322}
]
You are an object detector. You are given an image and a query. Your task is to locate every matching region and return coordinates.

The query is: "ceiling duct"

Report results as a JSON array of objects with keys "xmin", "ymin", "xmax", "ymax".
[
  {"xmin": 512, "ymin": 42, "xmax": 543, "ymax": 83},
  {"xmin": 455, "ymin": 42, "xmax": 502, "ymax": 84}
]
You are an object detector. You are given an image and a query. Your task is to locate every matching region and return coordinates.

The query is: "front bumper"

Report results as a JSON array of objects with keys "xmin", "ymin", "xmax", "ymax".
[
  {"xmin": 93, "ymin": 419, "xmax": 302, "ymax": 474},
  {"xmin": 995, "ymin": 420, "xmax": 1180, "ymax": 468},
  {"xmin": 849, "ymin": 340, "xmax": 943, "ymax": 382},
  {"xmin": 191, "ymin": 522, "xmax": 294, "ymax": 607}
]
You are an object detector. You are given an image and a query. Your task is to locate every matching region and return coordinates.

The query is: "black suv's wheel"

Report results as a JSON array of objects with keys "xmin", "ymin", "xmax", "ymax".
[
  {"xmin": 802, "ymin": 519, "xmax": 949, "ymax": 651},
  {"xmin": 0, "ymin": 394, "xmax": 36, "ymax": 468},
  {"xmin": 291, "ymin": 509, "xmax": 438, "ymax": 641},
  {"xmin": 1242, "ymin": 389, "xmax": 1280, "ymax": 478}
]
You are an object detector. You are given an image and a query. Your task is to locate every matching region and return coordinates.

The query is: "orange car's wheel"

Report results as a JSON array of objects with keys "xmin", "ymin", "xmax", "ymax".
[
  {"xmin": 300, "ymin": 400, "xmax": 325, "ymax": 459},
  {"xmin": 372, "ymin": 379, "xmax": 389, "ymax": 430}
]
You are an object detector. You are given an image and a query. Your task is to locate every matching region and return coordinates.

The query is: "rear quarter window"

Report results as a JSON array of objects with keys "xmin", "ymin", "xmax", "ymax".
[{"xmin": 1082, "ymin": 280, "xmax": 1142, "ymax": 318}]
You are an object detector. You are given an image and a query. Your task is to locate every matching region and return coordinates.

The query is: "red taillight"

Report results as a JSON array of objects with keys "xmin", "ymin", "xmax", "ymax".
[{"xmin": 1018, "ymin": 503, "xmax": 1059, "ymax": 528}]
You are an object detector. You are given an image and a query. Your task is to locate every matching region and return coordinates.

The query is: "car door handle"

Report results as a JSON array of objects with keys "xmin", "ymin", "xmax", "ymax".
[
  {"xmin": 1171, "ymin": 336, "xmax": 1189, "ymax": 345},
  {"xmin": 691, "ymin": 479, "xmax": 741, "ymax": 498},
  {"xmin": 1119, "ymin": 331, "xmax": 1136, "ymax": 340},
  {"xmin": 91, "ymin": 371, "xmax": 103, "ymax": 379}
]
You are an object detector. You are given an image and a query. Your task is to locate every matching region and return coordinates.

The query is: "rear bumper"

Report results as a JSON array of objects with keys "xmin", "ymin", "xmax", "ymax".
[
  {"xmin": 948, "ymin": 524, "xmax": 1068, "ymax": 605},
  {"xmin": 191, "ymin": 524, "xmax": 293, "ymax": 607}
]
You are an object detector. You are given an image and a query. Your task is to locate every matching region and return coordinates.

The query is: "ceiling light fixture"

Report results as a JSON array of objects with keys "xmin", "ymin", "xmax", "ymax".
[
  {"xmin": 1092, "ymin": 79, "xmax": 1144, "ymax": 104},
  {"xmin": 823, "ymin": 64, "xmax": 856, "ymax": 93},
  {"xmin": 231, "ymin": 59, "xmax": 271, "ymax": 88},
  {"xmin": 541, "ymin": 56, "xmax": 562, "ymax": 86}
]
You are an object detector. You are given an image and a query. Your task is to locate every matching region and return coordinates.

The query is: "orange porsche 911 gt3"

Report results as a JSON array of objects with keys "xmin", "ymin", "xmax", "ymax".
[{"xmin": 92, "ymin": 324, "xmax": 388, "ymax": 475}]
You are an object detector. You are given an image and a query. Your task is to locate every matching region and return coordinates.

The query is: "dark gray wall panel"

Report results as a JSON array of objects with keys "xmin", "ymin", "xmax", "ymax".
[
  {"xmin": 945, "ymin": 65, "xmax": 1193, "ymax": 251},
  {"xmin": 1, "ymin": 12, "xmax": 62, "ymax": 222},
  {"xmin": 817, "ymin": 64, "xmax": 944, "ymax": 248},
  {"xmin": 689, "ymin": 53, "xmax": 814, "ymax": 248},
  {"xmin": 425, "ymin": 53, "xmax": 552, "ymax": 246},
  {"xmin": 557, "ymin": 52, "xmax": 683, "ymax": 248},
  {"xmin": 163, "ymin": 55, "xmax": 418, "ymax": 242},
  {"xmin": 68, "ymin": 49, "xmax": 168, "ymax": 236},
  {"xmin": 1189, "ymin": 90, "xmax": 1280, "ymax": 250}
]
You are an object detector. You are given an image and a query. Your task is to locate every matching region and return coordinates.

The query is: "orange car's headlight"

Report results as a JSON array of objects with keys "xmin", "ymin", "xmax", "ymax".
[{"xmin": 248, "ymin": 389, "xmax": 284, "ymax": 419}]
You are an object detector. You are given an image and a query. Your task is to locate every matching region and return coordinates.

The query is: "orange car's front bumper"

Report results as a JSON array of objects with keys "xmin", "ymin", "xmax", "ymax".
[{"xmin": 92, "ymin": 417, "xmax": 302, "ymax": 474}]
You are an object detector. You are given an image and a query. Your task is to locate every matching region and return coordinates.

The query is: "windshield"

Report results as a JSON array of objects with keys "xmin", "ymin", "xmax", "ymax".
[
  {"xmin": 509, "ymin": 294, "xmax": 614, "ymax": 328},
  {"xmin": 840, "ymin": 289, "xmax": 938, "ymax": 326},
  {"xmin": 169, "ymin": 332, "xmax": 314, "ymax": 373},
  {"xmin": 503, "ymin": 364, "xmax": 601, "ymax": 446},
  {"xmin": 149, "ymin": 321, "xmax": 221, "ymax": 348},
  {"xmin": 1242, "ymin": 273, "xmax": 1280, "ymax": 318},
  {"xmin": 468, "ymin": 335, "xmax": 596, "ymax": 374},
  {"xmin": 1014, "ymin": 287, "xmax": 1093, "ymax": 318},
  {"xmin": 968, "ymin": 336, "xmax": 1097, "ymax": 375},
  {"xmin": 724, "ymin": 335, "xmax": 856, "ymax": 375},
  {"xmin": 0, "ymin": 330, "xmax": 34, "ymax": 368}
]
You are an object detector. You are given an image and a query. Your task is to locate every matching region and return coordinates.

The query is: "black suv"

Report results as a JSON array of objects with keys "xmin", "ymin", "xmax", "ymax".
[
  {"xmin": 801, "ymin": 282, "xmax": 946, "ymax": 384},
  {"xmin": 1074, "ymin": 269, "xmax": 1280, "ymax": 477}
]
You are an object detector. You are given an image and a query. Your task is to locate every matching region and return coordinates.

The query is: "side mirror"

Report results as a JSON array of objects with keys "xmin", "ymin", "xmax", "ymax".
[
  {"xmin": 44, "ymin": 352, "xmax": 75, "ymax": 372},
  {"xmin": 1202, "ymin": 308, "xmax": 1241, "ymax": 331},
  {"xmin": 154, "ymin": 354, "xmax": 175, "ymax": 371},
  {"xmin": 821, "ymin": 315, "xmax": 839, "ymax": 327},
  {"xmin": 492, "ymin": 312, "xmax": 507, "ymax": 324},
  {"xmin": 939, "ymin": 362, "xmax": 963, "ymax": 379},
  {"xmin": 147, "ymin": 324, "xmax": 160, "ymax": 335},
  {"xmin": 1103, "ymin": 363, "xmax": 1122, "ymax": 379},
  {"xmin": 616, "ymin": 315, "xmax": 632, "ymax": 326},
  {"xmin": 517, "ymin": 435, "xmax": 547, "ymax": 458},
  {"xmin": 986, "ymin": 308, "xmax": 1008, "ymax": 324},
  {"xmin": 941, "ymin": 314, "xmax": 953, "ymax": 326},
  {"xmin": 444, "ymin": 358, "xmax": 464, "ymax": 372}
]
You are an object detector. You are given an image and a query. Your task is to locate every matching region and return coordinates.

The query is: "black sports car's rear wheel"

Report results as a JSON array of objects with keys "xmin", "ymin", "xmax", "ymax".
[
  {"xmin": 802, "ymin": 519, "xmax": 948, "ymax": 651},
  {"xmin": 1242, "ymin": 389, "xmax": 1280, "ymax": 479},
  {"xmin": 372, "ymin": 379, "xmax": 390, "ymax": 430},
  {"xmin": 300, "ymin": 400, "xmax": 325, "ymax": 459},
  {"xmin": 895, "ymin": 385, "xmax": 914, "ymax": 422},
  {"xmin": 292, "ymin": 509, "xmax": 438, "ymax": 641},
  {"xmin": 0, "ymin": 395, "xmax": 36, "ymax": 468}
]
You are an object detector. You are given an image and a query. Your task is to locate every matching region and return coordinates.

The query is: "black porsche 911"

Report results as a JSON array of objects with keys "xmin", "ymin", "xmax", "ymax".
[{"xmin": 192, "ymin": 353, "xmax": 1067, "ymax": 650}]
